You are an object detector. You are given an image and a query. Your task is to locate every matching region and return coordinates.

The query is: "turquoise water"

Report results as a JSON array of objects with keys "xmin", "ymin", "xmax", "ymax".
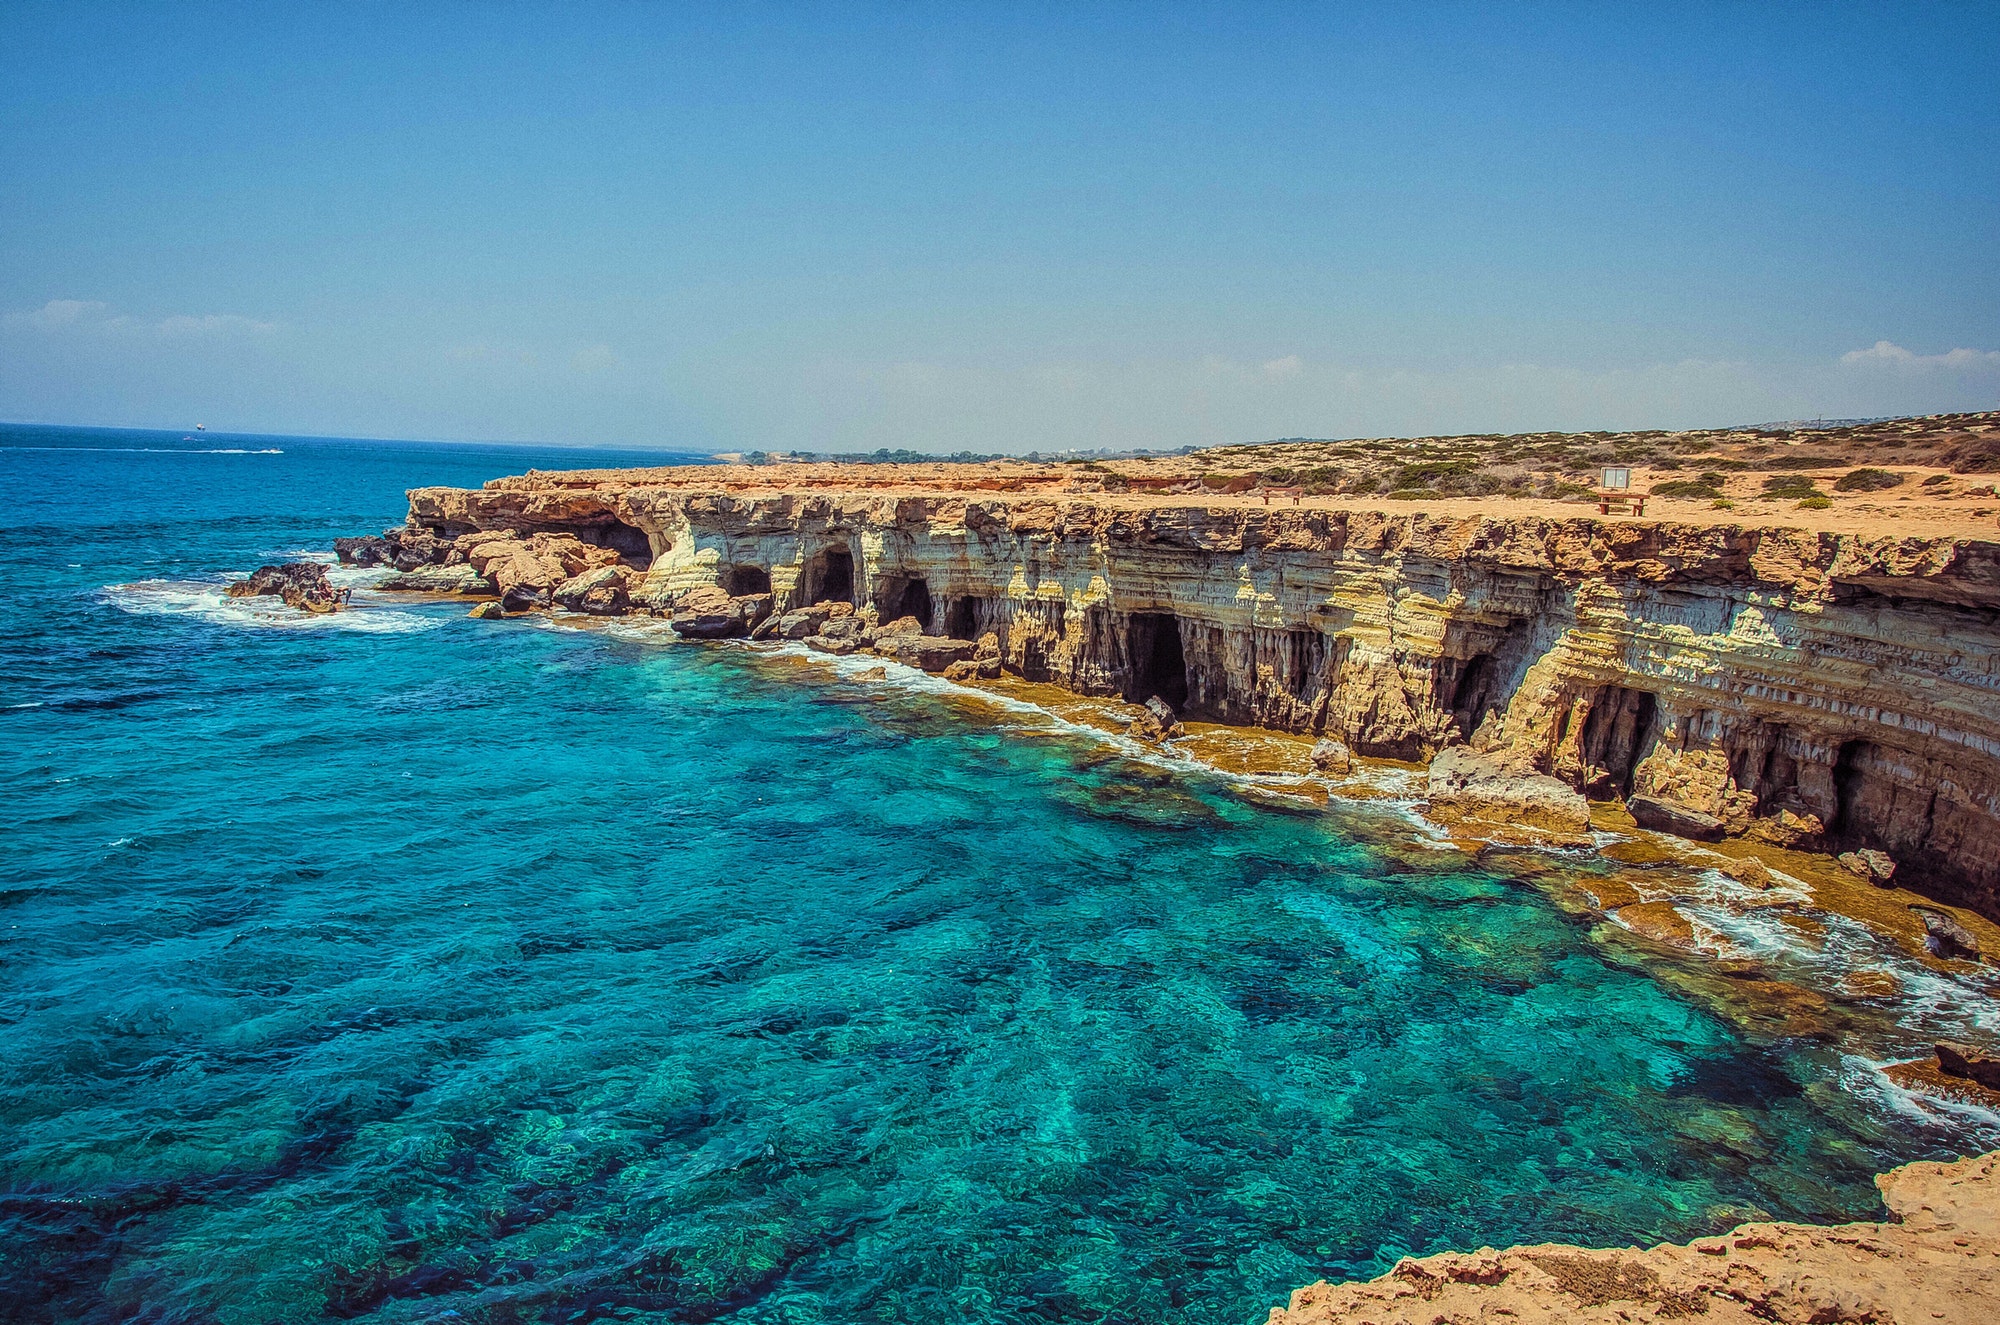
[{"xmin": 0, "ymin": 424, "xmax": 1986, "ymax": 1324}]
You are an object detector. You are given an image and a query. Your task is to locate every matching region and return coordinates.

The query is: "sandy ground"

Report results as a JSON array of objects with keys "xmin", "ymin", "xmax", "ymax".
[{"xmin": 500, "ymin": 458, "xmax": 2000, "ymax": 541}]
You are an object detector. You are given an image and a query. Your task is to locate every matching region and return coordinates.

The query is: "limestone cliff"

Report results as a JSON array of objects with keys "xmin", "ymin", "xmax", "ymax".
[{"xmin": 352, "ymin": 472, "xmax": 2000, "ymax": 921}]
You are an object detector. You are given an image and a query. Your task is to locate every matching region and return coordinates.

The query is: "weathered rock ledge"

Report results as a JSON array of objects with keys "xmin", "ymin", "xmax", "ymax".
[
  {"xmin": 1268, "ymin": 1148, "xmax": 2000, "ymax": 1325},
  {"xmin": 345, "ymin": 473, "xmax": 2000, "ymax": 920}
]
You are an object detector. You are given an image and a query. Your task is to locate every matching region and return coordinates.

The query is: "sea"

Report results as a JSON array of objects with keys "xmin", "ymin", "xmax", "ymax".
[{"xmin": 3, "ymin": 422, "xmax": 1997, "ymax": 1325}]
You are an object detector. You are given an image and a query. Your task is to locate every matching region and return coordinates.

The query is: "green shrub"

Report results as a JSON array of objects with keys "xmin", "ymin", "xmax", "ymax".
[
  {"xmin": 1711, "ymin": 499, "xmax": 1736, "ymax": 510},
  {"xmin": 1259, "ymin": 466, "xmax": 1297, "ymax": 486},
  {"xmin": 1796, "ymin": 495, "xmax": 1832, "ymax": 510},
  {"xmin": 1765, "ymin": 453, "xmax": 1842, "ymax": 470},
  {"xmin": 1697, "ymin": 471, "xmax": 1730, "ymax": 486},
  {"xmin": 1392, "ymin": 459, "xmax": 1477, "ymax": 489},
  {"xmin": 1652, "ymin": 479, "xmax": 1724, "ymax": 499},
  {"xmin": 1832, "ymin": 467, "xmax": 1905, "ymax": 492},
  {"xmin": 1761, "ymin": 475, "xmax": 1822, "ymax": 498}
]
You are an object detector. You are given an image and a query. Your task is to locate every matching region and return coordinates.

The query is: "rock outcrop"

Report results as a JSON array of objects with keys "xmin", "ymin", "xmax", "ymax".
[
  {"xmin": 225, "ymin": 562, "xmax": 341, "ymax": 613},
  {"xmin": 1267, "ymin": 1148, "xmax": 2000, "ymax": 1325},
  {"xmin": 353, "ymin": 473, "xmax": 2000, "ymax": 921}
]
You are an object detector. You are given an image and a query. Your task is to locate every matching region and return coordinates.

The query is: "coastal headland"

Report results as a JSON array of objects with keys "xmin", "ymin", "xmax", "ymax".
[{"xmin": 340, "ymin": 411, "xmax": 2000, "ymax": 929}]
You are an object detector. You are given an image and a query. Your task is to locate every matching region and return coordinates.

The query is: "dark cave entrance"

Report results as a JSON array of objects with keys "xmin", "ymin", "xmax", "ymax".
[
  {"xmin": 1577, "ymin": 685, "xmax": 1657, "ymax": 799},
  {"xmin": 544, "ymin": 519, "xmax": 654, "ymax": 570},
  {"xmin": 723, "ymin": 564, "xmax": 771, "ymax": 596},
  {"xmin": 1443, "ymin": 653, "xmax": 1500, "ymax": 741},
  {"xmin": 944, "ymin": 596, "xmax": 981, "ymax": 640},
  {"xmin": 1832, "ymin": 739, "xmax": 1871, "ymax": 843},
  {"xmin": 1126, "ymin": 613, "xmax": 1189, "ymax": 710},
  {"xmin": 882, "ymin": 576, "xmax": 934, "ymax": 630},
  {"xmin": 806, "ymin": 546, "xmax": 855, "ymax": 605}
]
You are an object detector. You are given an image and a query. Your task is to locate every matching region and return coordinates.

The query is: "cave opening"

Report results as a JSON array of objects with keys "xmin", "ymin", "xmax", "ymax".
[
  {"xmin": 945, "ymin": 596, "xmax": 981, "ymax": 640},
  {"xmin": 1832, "ymin": 739, "xmax": 1871, "ymax": 843},
  {"xmin": 882, "ymin": 576, "xmax": 934, "ymax": 630},
  {"xmin": 1288, "ymin": 630, "xmax": 1328, "ymax": 701},
  {"xmin": 723, "ymin": 564, "xmax": 772, "ymax": 596},
  {"xmin": 806, "ymin": 546, "xmax": 854, "ymax": 605},
  {"xmin": 1445, "ymin": 653, "xmax": 1500, "ymax": 740},
  {"xmin": 1127, "ymin": 613, "xmax": 1189, "ymax": 710},
  {"xmin": 1578, "ymin": 685, "xmax": 1657, "ymax": 799}
]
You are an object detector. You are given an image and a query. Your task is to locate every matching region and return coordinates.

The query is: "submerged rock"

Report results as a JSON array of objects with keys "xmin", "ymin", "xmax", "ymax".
[
  {"xmin": 225, "ymin": 562, "xmax": 341, "ymax": 613},
  {"xmin": 468, "ymin": 601, "xmax": 505, "ymax": 620}
]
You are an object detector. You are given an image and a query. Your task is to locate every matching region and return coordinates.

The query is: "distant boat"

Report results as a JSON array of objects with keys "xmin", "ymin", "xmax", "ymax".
[{"xmin": 195, "ymin": 424, "xmax": 206, "ymax": 431}]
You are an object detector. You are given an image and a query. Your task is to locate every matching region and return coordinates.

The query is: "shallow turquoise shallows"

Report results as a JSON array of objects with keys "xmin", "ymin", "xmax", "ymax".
[{"xmin": 0, "ymin": 425, "xmax": 1988, "ymax": 1324}]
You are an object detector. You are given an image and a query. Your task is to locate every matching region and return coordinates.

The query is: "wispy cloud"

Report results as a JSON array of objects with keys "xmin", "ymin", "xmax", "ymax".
[
  {"xmin": 1840, "ymin": 339, "xmax": 2000, "ymax": 371},
  {"xmin": 3, "ymin": 298, "xmax": 276, "ymax": 337}
]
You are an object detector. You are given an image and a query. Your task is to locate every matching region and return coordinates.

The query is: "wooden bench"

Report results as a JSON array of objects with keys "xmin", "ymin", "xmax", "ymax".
[
  {"xmin": 1261, "ymin": 485, "xmax": 1303, "ymax": 506},
  {"xmin": 1597, "ymin": 494, "xmax": 1646, "ymax": 516}
]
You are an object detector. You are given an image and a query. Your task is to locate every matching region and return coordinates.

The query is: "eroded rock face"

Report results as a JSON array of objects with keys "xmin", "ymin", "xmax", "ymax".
[
  {"xmin": 363, "ymin": 478, "xmax": 2000, "ymax": 919},
  {"xmin": 1266, "ymin": 1149, "xmax": 2000, "ymax": 1325}
]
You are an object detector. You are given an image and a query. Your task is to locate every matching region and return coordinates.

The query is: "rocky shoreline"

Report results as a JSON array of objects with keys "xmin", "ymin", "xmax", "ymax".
[
  {"xmin": 335, "ymin": 469, "xmax": 2000, "ymax": 929},
  {"xmin": 1265, "ymin": 1148, "xmax": 2000, "ymax": 1324}
]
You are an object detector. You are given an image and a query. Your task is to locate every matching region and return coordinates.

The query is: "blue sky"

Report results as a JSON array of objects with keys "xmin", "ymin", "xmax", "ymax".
[{"xmin": 2, "ymin": 2, "xmax": 1996, "ymax": 451}]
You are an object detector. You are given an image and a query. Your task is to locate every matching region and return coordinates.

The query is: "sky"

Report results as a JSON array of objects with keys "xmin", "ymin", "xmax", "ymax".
[{"xmin": 1, "ymin": 2, "xmax": 1996, "ymax": 453}]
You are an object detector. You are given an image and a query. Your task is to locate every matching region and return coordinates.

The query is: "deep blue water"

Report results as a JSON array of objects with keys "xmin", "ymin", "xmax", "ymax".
[{"xmin": 0, "ymin": 423, "xmax": 1985, "ymax": 1324}]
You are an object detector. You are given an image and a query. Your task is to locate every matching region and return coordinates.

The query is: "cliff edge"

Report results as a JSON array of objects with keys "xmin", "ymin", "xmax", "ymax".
[
  {"xmin": 342, "ymin": 466, "xmax": 2000, "ymax": 923},
  {"xmin": 1268, "ymin": 1148, "xmax": 2000, "ymax": 1325}
]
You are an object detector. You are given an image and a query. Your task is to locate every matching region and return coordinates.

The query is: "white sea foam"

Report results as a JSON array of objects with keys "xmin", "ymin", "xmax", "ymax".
[
  {"xmin": 1, "ymin": 445, "xmax": 283, "ymax": 454},
  {"xmin": 1841, "ymin": 1054, "xmax": 2000, "ymax": 1140},
  {"xmin": 101, "ymin": 579, "xmax": 440, "ymax": 634}
]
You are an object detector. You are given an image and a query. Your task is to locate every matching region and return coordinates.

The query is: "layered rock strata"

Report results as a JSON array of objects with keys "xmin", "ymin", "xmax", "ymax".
[
  {"xmin": 1266, "ymin": 1148, "xmax": 2000, "ymax": 1325},
  {"xmin": 348, "ymin": 475, "xmax": 2000, "ymax": 921}
]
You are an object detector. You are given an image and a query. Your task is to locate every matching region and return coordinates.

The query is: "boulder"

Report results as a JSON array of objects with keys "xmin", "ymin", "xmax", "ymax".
[
  {"xmin": 1628, "ymin": 795, "xmax": 1727, "ymax": 843},
  {"xmin": 942, "ymin": 660, "xmax": 980, "ymax": 682},
  {"xmin": 468, "ymin": 601, "xmax": 505, "ymax": 620},
  {"xmin": 333, "ymin": 535, "xmax": 395, "ymax": 567},
  {"xmin": 380, "ymin": 564, "xmax": 497, "ymax": 596},
  {"xmin": 553, "ymin": 566, "xmax": 628, "ymax": 615},
  {"xmin": 1127, "ymin": 697, "xmax": 1185, "ymax": 743},
  {"xmin": 876, "ymin": 633, "xmax": 977, "ymax": 672},
  {"xmin": 1838, "ymin": 848, "xmax": 1898, "ymax": 886},
  {"xmin": 1935, "ymin": 1042, "xmax": 2000, "ymax": 1091},
  {"xmin": 777, "ymin": 605, "xmax": 833, "ymax": 640},
  {"xmin": 1912, "ymin": 906, "xmax": 1983, "ymax": 961},
  {"xmin": 1427, "ymin": 746, "xmax": 1590, "ymax": 833},
  {"xmin": 1743, "ymin": 808, "xmax": 1826, "ymax": 850},
  {"xmin": 1310, "ymin": 738, "xmax": 1353, "ymax": 774},
  {"xmin": 805, "ymin": 635, "xmax": 859, "ymax": 656},
  {"xmin": 225, "ymin": 562, "xmax": 341, "ymax": 613},
  {"xmin": 669, "ymin": 588, "xmax": 771, "ymax": 639},
  {"xmin": 820, "ymin": 615, "xmax": 866, "ymax": 642}
]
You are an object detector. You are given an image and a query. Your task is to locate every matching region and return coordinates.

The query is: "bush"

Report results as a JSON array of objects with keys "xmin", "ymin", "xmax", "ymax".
[
  {"xmin": 1392, "ymin": 459, "xmax": 1477, "ymax": 489},
  {"xmin": 1697, "ymin": 471, "xmax": 1731, "ymax": 486},
  {"xmin": 1761, "ymin": 475, "xmax": 1822, "ymax": 498},
  {"xmin": 1652, "ymin": 479, "xmax": 1723, "ymax": 499},
  {"xmin": 1796, "ymin": 495, "xmax": 1832, "ymax": 510},
  {"xmin": 1711, "ymin": 499, "xmax": 1736, "ymax": 510},
  {"xmin": 1922, "ymin": 474, "xmax": 1953, "ymax": 487},
  {"xmin": 1384, "ymin": 488, "xmax": 1442, "ymax": 500},
  {"xmin": 1765, "ymin": 453, "xmax": 1842, "ymax": 470},
  {"xmin": 1832, "ymin": 467, "xmax": 1905, "ymax": 492}
]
